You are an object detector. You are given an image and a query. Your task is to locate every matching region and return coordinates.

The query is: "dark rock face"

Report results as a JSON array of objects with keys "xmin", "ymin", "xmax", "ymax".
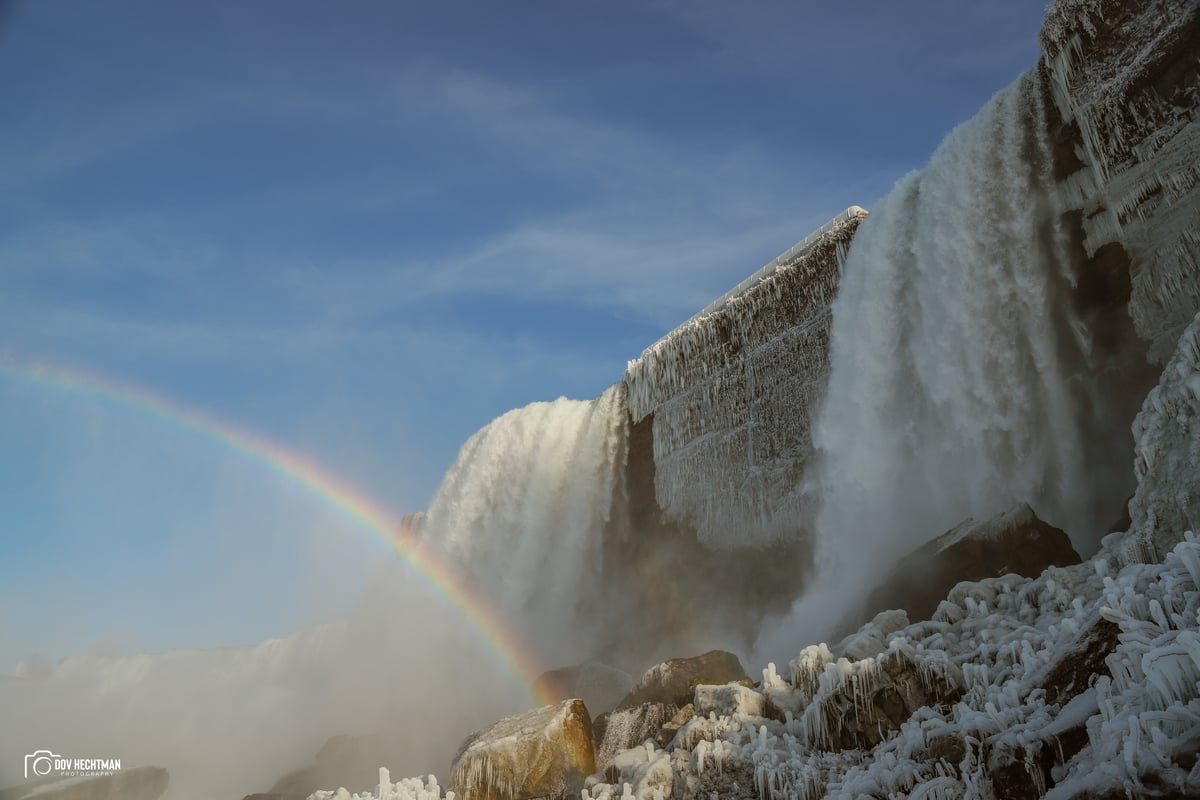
[
  {"xmin": 1036, "ymin": 615, "xmax": 1121, "ymax": 705},
  {"xmin": 615, "ymin": 650, "xmax": 750, "ymax": 711},
  {"xmin": 0, "ymin": 767, "xmax": 169, "ymax": 800},
  {"xmin": 450, "ymin": 699, "xmax": 595, "ymax": 800},
  {"xmin": 862, "ymin": 504, "xmax": 1081, "ymax": 626},
  {"xmin": 533, "ymin": 661, "xmax": 632, "ymax": 718},
  {"xmin": 267, "ymin": 735, "xmax": 394, "ymax": 799}
]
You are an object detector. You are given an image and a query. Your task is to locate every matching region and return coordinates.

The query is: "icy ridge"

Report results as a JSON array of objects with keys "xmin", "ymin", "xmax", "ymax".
[{"xmin": 622, "ymin": 210, "xmax": 865, "ymax": 547}]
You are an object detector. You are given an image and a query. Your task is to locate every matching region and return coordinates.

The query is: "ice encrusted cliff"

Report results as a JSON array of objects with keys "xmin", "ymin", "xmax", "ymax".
[
  {"xmin": 623, "ymin": 208, "xmax": 866, "ymax": 548},
  {"xmin": 1042, "ymin": 0, "xmax": 1200, "ymax": 362}
]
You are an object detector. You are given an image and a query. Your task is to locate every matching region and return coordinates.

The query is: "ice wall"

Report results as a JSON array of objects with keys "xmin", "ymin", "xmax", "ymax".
[
  {"xmin": 623, "ymin": 208, "xmax": 866, "ymax": 548},
  {"xmin": 1042, "ymin": 0, "xmax": 1200, "ymax": 362},
  {"xmin": 421, "ymin": 384, "xmax": 627, "ymax": 667}
]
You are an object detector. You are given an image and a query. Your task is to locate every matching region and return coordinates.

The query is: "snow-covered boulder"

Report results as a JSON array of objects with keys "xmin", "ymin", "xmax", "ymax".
[
  {"xmin": 534, "ymin": 661, "xmax": 633, "ymax": 718},
  {"xmin": 449, "ymin": 699, "xmax": 595, "ymax": 800},
  {"xmin": 593, "ymin": 703, "xmax": 679, "ymax": 777},
  {"xmin": 862, "ymin": 503, "xmax": 1081, "ymax": 626},
  {"xmin": 692, "ymin": 684, "xmax": 766, "ymax": 720},
  {"xmin": 615, "ymin": 650, "xmax": 749, "ymax": 711},
  {"xmin": 799, "ymin": 641, "xmax": 964, "ymax": 751}
]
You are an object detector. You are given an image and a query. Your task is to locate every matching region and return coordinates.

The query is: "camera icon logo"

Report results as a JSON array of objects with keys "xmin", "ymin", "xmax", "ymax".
[{"xmin": 24, "ymin": 750, "xmax": 61, "ymax": 779}]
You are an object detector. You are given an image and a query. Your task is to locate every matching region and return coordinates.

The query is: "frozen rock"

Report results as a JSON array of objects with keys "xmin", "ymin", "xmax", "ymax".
[
  {"xmin": 692, "ymin": 684, "xmax": 766, "ymax": 720},
  {"xmin": 799, "ymin": 642, "xmax": 964, "ymax": 752},
  {"xmin": 1123, "ymin": 312, "xmax": 1200, "ymax": 563},
  {"xmin": 594, "ymin": 703, "xmax": 678, "ymax": 777},
  {"xmin": 1033, "ymin": 615, "xmax": 1121, "ymax": 705},
  {"xmin": 449, "ymin": 699, "xmax": 595, "ymax": 800},
  {"xmin": 615, "ymin": 651, "xmax": 749, "ymax": 711}
]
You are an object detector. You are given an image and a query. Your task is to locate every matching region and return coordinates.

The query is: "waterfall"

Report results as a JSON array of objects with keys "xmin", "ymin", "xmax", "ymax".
[
  {"xmin": 421, "ymin": 383, "xmax": 628, "ymax": 666},
  {"xmin": 759, "ymin": 69, "xmax": 1138, "ymax": 654}
]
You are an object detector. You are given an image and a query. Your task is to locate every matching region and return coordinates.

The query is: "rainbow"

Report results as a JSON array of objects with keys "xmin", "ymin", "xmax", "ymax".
[{"xmin": 0, "ymin": 352, "xmax": 558, "ymax": 707}]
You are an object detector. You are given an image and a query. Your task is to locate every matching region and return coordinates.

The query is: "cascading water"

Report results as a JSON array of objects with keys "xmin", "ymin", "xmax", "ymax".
[
  {"xmin": 421, "ymin": 384, "xmax": 628, "ymax": 667},
  {"xmin": 759, "ymin": 68, "xmax": 1140, "ymax": 654}
]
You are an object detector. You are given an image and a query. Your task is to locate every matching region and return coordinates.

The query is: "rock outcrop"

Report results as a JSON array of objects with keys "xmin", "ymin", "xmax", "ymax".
[
  {"xmin": 862, "ymin": 504, "xmax": 1082, "ymax": 626},
  {"xmin": 615, "ymin": 650, "xmax": 749, "ymax": 711},
  {"xmin": 591, "ymin": 651, "xmax": 750, "ymax": 775},
  {"xmin": 450, "ymin": 699, "xmax": 595, "ymax": 800}
]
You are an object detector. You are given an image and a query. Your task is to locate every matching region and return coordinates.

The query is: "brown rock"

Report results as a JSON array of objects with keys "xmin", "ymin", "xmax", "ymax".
[
  {"xmin": 450, "ymin": 699, "xmax": 595, "ymax": 800},
  {"xmin": 615, "ymin": 650, "xmax": 749, "ymax": 711},
  {"xmin": 863, "ymin": 504, "xmax": 1081, "ymax": 626}
]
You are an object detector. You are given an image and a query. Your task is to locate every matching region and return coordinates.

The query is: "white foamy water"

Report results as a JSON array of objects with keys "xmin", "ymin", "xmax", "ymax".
[
  {"xmin": 421, "ymin": 384, "xmax": 627, "ymax": 667},
  {"xmin": 759, "ymin": 70, "xmax": 1137, "ymax": 655}
]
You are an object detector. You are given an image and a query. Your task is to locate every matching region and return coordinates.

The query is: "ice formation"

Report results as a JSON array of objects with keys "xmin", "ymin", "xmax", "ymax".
[
  {"xmin": 1120, "ymin": 311, "xmax": 1200, "ymax": 564},
  {"xmin": 623, "ymin": 208, "xmax": 866, "ymax": 547},
  {"xmin": 309, "ymin": 768, "xmax": 452, "ymax": 800},
  {"xmin": 421, "ymin": 384, "xmax": 628, "ymax": 665},
  {"xmin": 1041, "ymin": 0, "xmax": 1200, "ymax": 361}
]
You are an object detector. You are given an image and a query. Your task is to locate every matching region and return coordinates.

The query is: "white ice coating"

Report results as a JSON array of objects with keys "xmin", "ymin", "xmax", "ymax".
[
  {"xmin": 1121, "ymin": 311, "xmax": 1200, "ymax": 563},
  {"xmin": 767, "ymin": 66, "xmax": 1133, "ymax": 652},
  {"xmin": 623, "ymin": 210, "xmax": 865, "ymax": 547},
  {"xmin": 421, "ymin": 384, "xmax": 627, "ymax": 665},
  {"xmin": 1042, "ymin": 0, "xmax": 1200, "ymax": 362}
]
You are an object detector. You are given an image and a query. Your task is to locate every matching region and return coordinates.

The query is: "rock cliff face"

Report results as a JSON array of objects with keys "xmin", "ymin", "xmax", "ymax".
[
  {"xmin": 623, "ymin": 208, "xmax": 866, "ymax": 550},
  {"xmin": 1041, "ymin": 0, "xmax": 1200, "ymax": 363}
]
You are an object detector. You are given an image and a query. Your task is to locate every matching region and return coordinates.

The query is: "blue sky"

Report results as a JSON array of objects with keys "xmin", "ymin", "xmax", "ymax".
[{"xmin": 0, "ymin": 0, "xmax": 1050, "ymax": 670}]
